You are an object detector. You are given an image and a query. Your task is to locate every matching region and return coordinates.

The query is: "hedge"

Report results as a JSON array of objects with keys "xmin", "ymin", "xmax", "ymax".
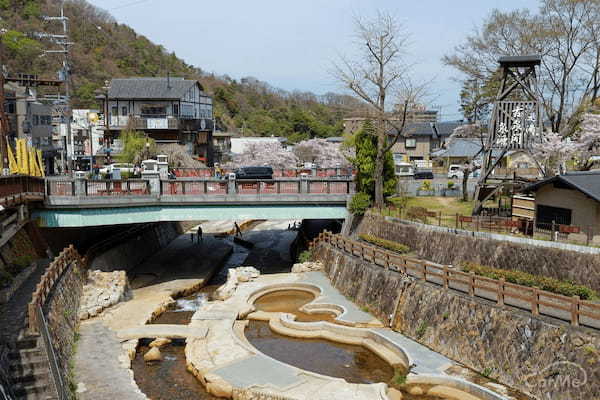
[
  {"xmin": 359, "ymin": 234, "xmax": 410, "ymax": 254},
  {"xmin": 462, "ymin": 262, "xmax": 598, "ymax": 300}
]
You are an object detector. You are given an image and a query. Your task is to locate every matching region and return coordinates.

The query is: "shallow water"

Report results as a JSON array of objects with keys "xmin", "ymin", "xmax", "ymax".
[
  {"xmin": 132, "ymin": 341, "xmax": 217, "ymax": 400},
  {"xmin": 245, "ymin": 320, "xmax": 394, "ymax": 384},
  {"xmin": 253, "ymin": 289, "xmax": 337, "ymax": 322},
  {"xmin": 150, "ymin": 286, "xmax": 217, "ymax": 325}
]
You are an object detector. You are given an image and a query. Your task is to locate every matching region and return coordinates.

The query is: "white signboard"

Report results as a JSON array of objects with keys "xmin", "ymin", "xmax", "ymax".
[{"xmin": 147, "ymin": 118, "xmax": 168, "ymax": 129}]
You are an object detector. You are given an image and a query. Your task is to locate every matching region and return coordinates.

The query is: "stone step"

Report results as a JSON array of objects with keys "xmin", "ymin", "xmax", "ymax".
[
  {"xmin": 9, "ymin": 348, "xmax": 44, "ymax": 362},
  {"xmin": 12, "ymin": 380, "xmax": 54, "ymax": 399},
  {"xmin": 11, "ymin": 368, "xmax": 50, "ymax": 385},
  {"xmin": 10, "ymin": 355, "xmax": 48, "ymax": 371},
  {"xmin": 15, "ymin": 336, "xmax": 40, "ymax": 350}
]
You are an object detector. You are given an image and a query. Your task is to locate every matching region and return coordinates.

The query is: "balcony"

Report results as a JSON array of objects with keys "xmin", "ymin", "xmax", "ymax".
[{"xmin": 108, "ymin": 115, "xmax": 213, "ymax": 131}]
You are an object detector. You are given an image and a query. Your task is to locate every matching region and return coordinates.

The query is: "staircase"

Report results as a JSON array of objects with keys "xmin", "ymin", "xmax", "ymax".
[{"xmin": 8, "ymin": 335, "xmax": 57, "ymax": 400}]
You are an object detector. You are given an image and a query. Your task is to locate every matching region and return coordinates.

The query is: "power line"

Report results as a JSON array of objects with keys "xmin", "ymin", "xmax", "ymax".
[{"xmin": 111, "ymin": 0, "xmax": 155, "ymax": 10}]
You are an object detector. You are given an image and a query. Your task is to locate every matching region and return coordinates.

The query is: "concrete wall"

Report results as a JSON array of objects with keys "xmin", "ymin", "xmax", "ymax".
[
  {"xmin": 43, "ymin": 258, "xmax": 86, "ymax": 388},
  {"xmin": 356, "ymin": 214, "xmax": 600, "ymax": 292},
  {"xmin": 535, "ymin": 185, "xmax": 600, "ymax": 229},
  {"xmin": 313, "ymin": 242, "xmax": 600, "ymax": 400},
  {"xmin": 89, "ymin": 222, "xmax": 181, "ymax": 272}
]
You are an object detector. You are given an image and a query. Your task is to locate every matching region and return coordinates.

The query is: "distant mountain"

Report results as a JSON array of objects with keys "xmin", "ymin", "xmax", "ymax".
[{"xmin": 0, "ymin": 0, "xmax": 363, "ymax": 140}]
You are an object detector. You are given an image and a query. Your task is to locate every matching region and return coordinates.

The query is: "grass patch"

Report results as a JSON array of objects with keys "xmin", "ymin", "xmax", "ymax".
[
  {"xmin": 482, "ymin": 367, "xmax": 494, "ymax": 378},
  {"xmin": 463, "ymin": 262, "xmax": 599, "ymax": 300},
  {"xmin": 359, "ymin": 234, "xmax": 410, "ymax": 254},
  {"xmin": 390, "ymin": 196, "xmax": 474, "ymax": 216},
  {"xmin": 392, "ymin": 369, "xmax": 407, "ymax": 386},
  {"xmin": 416, "ymin": 321, "xmax": 428, "ymax": 339}
]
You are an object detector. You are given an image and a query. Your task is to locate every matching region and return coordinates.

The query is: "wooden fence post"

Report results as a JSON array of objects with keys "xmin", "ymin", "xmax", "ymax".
[
  {"xmin": 443, "ymin": 265, "xmax": 449, "ymax": 290},
  {"xmin": 531, "ymin": 287, "xmax": 540, "ymax": 316},
  {"xmin": 385, "ymin": 253, "xmax": 390, "ymax": 270},
  {"xmin": 497, "ymin": 278, "xmax": 505, "ymax": 307},
  {"xmin": 469, "ymin": 272, "xmax": 475, "ymax": 296},
  {"xmin": 571, "ymin": 296, "xmax": 580, "ymax": 326},
  {"xmin": 438, "ymin": 212, "xmax": 442, "ymax": 226},
  {"xmin": 455, "ymin": 213, "xmax": 459, "ymax": 229}
]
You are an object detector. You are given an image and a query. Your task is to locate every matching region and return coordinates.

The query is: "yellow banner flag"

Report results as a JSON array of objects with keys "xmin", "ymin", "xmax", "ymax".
[
  {"xmin": 6, "ymin": 138, "xmax": 18, "ymax": 174},
  {"xmin": 37, "ymin": 150, "xmax": 45, "ymax": 177}
]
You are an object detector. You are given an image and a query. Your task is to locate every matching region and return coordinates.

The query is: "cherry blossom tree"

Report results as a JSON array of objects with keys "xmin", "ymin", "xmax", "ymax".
[
  {"xmin": 293, "ymin": 138, "xmax": 350, "ymax": 168},
  {"xmin": 532, "ymin": 131, "xmax": 579, "ymax": 176},
  {"xmin": 574, "ymin": 113, "xmax": 600, "ymax": 171},
  {"xmin": 226, "ymin": 141, "xmax": 298, "ymax": 169}
]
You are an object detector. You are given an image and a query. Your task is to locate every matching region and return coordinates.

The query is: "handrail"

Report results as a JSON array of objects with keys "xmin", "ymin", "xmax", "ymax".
[
  {"xmin": 311, "ymin": 232, "xmax": 600, "ymax": 329},
  {"xmin": 35, "ymin": 306, "xmax": 69, "ymax": 400}
]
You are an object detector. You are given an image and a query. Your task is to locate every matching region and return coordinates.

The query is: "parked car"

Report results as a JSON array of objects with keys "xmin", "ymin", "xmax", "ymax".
[
  {"xmin": 414, "ymin": 169, "xmax": 434, "ymax": 180},
  {"xmin": 99, "ymin": 163, "xmax": 135, "ymax": 175},
  {"xmin": 394, "ymin": 162, "xmax": 414, "ymax": 178},
  {"xmin": 234, "ymin": 166, "xmax": 274, "ymax": 180},
  {"xmin": 448, "ymin": 164, "xmax": 480, "ymax": 179}
]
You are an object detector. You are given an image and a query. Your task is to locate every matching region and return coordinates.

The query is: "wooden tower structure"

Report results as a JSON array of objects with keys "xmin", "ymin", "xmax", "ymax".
[{"xmin": 473, "ymin": 55, "xmax": 544, "ymax": 215}]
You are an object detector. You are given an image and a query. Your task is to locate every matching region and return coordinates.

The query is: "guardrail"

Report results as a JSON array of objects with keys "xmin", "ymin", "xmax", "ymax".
[{"xmin": 311, "ymin": 232, "xmax": 600, "ymax": 329}]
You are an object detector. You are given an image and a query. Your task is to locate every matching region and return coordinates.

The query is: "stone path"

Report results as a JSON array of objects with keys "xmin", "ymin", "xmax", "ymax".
[{"xmin": 74, "ymin": 321, "xmax": 146, "ymax": 400}]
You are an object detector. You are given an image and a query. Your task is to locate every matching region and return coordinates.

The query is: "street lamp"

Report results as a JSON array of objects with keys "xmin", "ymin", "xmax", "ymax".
[{"xmin": 145, "ymin": 138, "xmax": 150, "ymax": 160}]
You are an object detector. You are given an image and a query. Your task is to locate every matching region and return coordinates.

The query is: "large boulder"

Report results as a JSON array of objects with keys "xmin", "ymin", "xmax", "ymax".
[
  {"xmin": 291, "ymin": 261, "xmax": 324, "ymax": 273},
  {"xmin": 149, "ymin": 338, "xmax": 172, "ymax": 348},
  {"xmin": 79, "ymin": 270, "xmax": 131, "ymax": 320},
  {"xmin": 143, "ymin": 347, "xmax": 162, "ymax": 362},
  {"xmin": 236, "ymin": 266, "xmax": 260, "ymax": 282}
]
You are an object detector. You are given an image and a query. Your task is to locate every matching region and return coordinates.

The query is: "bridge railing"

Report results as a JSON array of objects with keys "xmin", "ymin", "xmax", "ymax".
[
  {"xmin": 173, "ymin": 167, "xmax": 356, "ymax": 178},
  {"xmin": 84, "ymin": 180, "xmax": 150, "ymax": 196},
  {"xmin": 161, "ymin": 179, "xmax": 228, "ymax": 195},
  {"xmin": 0, "ymin": 175, "xmax": 45, "ymax": 198}
]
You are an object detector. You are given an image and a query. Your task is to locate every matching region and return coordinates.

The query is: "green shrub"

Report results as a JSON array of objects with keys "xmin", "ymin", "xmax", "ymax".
[
  {"xmin": 420, "ymin": 180, "xmax": 432, "ymax": 192},
  {"xmin": 463, "ymin": 262, "xmax": 599, "ymax": 300},
  {"xmin": 416, "ymin": 321, "xmax": 428, "ymax": 338},
  {"xmin": 447, "ymin": 181, "xmax": 455, "ymax": 189},
  {"xmin": 349, "ymin": 192, "xmax": 372, "ymax": 216},
  {"xmin": 392, "ymin": 369, "xmax": 407, "ymax": 386},
  {"xmin": 359, "ymin": 234, "xmax": 410, "ymax": 254},
  {"xmin": 298, "ymin": 250, "xmax": 312, "ymax": 263}
]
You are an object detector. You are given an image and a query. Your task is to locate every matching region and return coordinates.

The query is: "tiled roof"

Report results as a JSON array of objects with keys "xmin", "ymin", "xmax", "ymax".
[
  {"xmin": 108, "ymin": 77, "xmax": 199, "ymax": 100},
  {"xmin": 525, "ymin": 171, "xmax": 600, "ymax": 203}
]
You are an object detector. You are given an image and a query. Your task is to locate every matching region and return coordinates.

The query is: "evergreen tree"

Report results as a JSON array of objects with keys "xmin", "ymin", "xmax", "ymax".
[{"xmin": 347, "ymin": 121, "xmax": 397, "ymax": 200}]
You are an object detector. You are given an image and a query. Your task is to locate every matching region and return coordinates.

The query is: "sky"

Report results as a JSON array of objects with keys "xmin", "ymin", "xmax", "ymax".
[{"xmin": 87, "ymin": 0, "xmax": 540, "ymax": 121}]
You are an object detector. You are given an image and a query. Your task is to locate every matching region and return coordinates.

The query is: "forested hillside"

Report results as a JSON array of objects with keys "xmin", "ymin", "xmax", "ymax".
[{"xmin": 0, "ymin": 0, "xmax": 363, "ymax": 140}]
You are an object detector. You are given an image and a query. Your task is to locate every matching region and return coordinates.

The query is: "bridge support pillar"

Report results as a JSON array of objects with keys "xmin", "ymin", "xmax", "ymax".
[
  {"xmin": 228, "ymin": 173, "xmax": 237, "ymax": 194},
  {"xmin": 300, "ymin": 173, "xmax": 309, "ymax": 194},
  {"xmin": 142, "ymin": 171, "xmax": 161, "ymax": 195},
  {"xmin": 74, "ymin": 178, "xmax": 86, "ymax": 197}
]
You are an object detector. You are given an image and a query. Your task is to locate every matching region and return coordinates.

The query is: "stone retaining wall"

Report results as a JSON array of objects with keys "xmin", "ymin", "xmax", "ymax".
[
  {"xmin": 313, "ymin": 242, "xmax": 600, "ymax": 400},
  {"xmin": 0, "ymin": 344, "xmax": 13, "ymax": 400},
  {"xmin": 356, "ymin": 214, "xmax": 600, "ymax": 293},
  {"xmin": 43, "ymin": 257, "xmax": 86, "ymax": 389},
  {"xmin": 89, "ymin": 222, "xmax": 180, "ymax": 272}
]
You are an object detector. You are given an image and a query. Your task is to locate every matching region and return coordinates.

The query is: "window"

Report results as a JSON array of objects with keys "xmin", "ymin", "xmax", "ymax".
[
  {"xmin": 33, "ymin": 115, "xmax": 39, "ymax": 126},
  {"xmin": 141, "ymin": 106, "xmax": 166, "ymax": 117},
  {"xmin": 405, "ymin": 138, "xmax": 416, "ymax": 148},
  {"xmin": 173, "ymin": 104, "xmax": 179, "ymax": 116},
  {"xmin": 536, "ymin": 205, "xmax": 572, "ymax": 226},
  {"xmin": 111, "ymin": 106, "xmax": 118, "ymax": 116},
  {"xmin": 122, "ymin": 106, "xmax": 128, "ymax": 116}
]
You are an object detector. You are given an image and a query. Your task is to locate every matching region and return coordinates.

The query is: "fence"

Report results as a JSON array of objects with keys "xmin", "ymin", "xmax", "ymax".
[
  {"xmin": 375, "ymin": 206, "xmax": 594, "ymax": 247},
  {"xmin": 311, "ymin": 232, "xmax": 600, "ymax": 329},
  {"xmin": 0, "ymin": 175, "xmax": 45, "ymax": 204},
  {"xmin": 46, "ymin": 179, "xmax": 150, "ymax": 197}
]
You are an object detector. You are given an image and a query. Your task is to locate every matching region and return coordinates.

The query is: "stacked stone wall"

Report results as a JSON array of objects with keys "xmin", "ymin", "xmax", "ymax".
[
  {"xmin": 313, "ymin": 242, "xmax": 600, "ymax": 400},
  {"xmin": 356, "ymin": 214, "xmax": 600, "ymax": 292},
  {"xmin": 43, "ymin": 258, "xmax": 86, "ymax": 389}
]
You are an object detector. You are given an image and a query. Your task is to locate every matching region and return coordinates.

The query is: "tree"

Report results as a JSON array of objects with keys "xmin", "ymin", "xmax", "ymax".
[
  {"xmin": 531, "ymin": 131, "xmax": 579, "ymax": 176},
  {"xmin": 334, "ymin": 11, "xmax": 422, "ymax": 207},
  {"xmin": 444, "ymin": 0, "xmax": 600, "ymax": 133},
  {"xmin": 226, "ymin": 141, "xmax": 298, "ymax": 169},
  {"xmin": 346, "ymin": 121, "xmax": 397, "ymax": 200},
  {"xmin": 118, "ymin": 130, "xmax": 156, "ymax": 164},
  {"xmin": 293, "ymin": 138, "xmax": 349, "ymax": 168},
  {"xmin": 446, "ymin": 124, "xmax": 486, "ymax": 201},
  {"xmin": 573, "ymin": 113, "xmax": 600, "ymax": 170}
]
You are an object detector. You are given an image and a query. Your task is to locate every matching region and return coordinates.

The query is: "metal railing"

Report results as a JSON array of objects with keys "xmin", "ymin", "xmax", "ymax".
[
  {"xmin": 161, "ymin": 180, "xmax": 228, "ymax": 195},
  {"xmin": 172, "ymin": 167, "xmax": 355, "ymax": 179},
  {"xmin": 46, "ymin": 179, "xmax": 75, "ymax": 196},
  {"xmin": 35, "ymin": 306, "xmax": 69, "ymax": 400},
  {"xmin": 235, "ymin": 180, "xmax": 301, "ymax": 195},
  {"xmin": 84, "ymin": 180, "xmax": 150, "ymax": 196},
  {"xmin": 311, "ymin": 232, "xmax": 600, "ymax": 329}
]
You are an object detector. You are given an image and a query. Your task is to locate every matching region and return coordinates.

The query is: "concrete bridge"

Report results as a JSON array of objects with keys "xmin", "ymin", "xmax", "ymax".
[{"xmin": 28, "ymin": 176, "xmax": 354, "ymax": 227}]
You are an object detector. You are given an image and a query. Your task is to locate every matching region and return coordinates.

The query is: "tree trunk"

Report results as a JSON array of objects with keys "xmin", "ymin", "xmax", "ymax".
[
  {"xmin": 374, "ymin": 148, "xmax": 385, "ymax": 207},
  {"xmin": 462, "ymin": 169, "xmax": 471, "ymax": 202}
]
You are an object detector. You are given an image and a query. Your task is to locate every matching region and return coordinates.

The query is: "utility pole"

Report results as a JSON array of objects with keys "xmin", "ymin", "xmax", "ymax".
[
  {"xmin": 38, "ymin": 1, "xmax": 73, "ymax": 174},
  {"xmin": 0, "ymin": 67, "xmax": 9, "ymax": 173}
]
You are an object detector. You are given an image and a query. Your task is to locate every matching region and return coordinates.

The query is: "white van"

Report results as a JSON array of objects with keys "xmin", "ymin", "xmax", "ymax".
[{"xmin": 395, "ymin": 162, "xmax": 414, "ymax": 178}]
